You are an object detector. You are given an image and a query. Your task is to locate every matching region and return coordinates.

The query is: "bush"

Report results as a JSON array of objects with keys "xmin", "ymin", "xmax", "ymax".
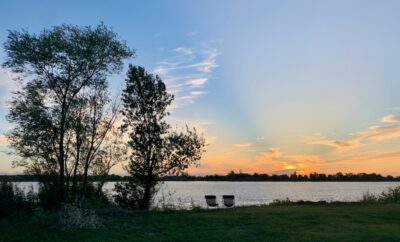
[
  {"xmin": 270, "ymin": 198, "xmax": 328, "ymax": 205},
  {"xmin": 189, "ymin": 199, "xmax": 202, "ymax": 211},
  {"xmin": 82, "ymin": 182, "xmax": 113, "ymax": 209},
  {"xmin": 378, "ymin": 186, "xmax": 400, "ymax": 203},
  {"xmin": 360, "ymin": 186, "xmax": 400, "ymax": 203},
  {"xmin": 37, "ymin": 182, "xmax": 61, "ymax": 210},
  {"xmin": 0, "ymin": 178, "xmax": 36, "ymax": 218},
  {"xmin": 52, "ymin": 204, "xmax": 99, "ymax": 230},
  {"xmin": 360, "ymin": 191, "xmax": 378, "ymax": 203},
  {"xmin": 113, "ymin": 181, "xmax": 142, "ymax": 210},
  {"xmin": 270, "ymin": 198, "xmax": 292, "ymax": 205}
]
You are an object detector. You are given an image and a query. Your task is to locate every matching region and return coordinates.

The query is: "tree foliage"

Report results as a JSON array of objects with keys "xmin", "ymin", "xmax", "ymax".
[
  {"xmin": 114, "ymin": 65, "xmax": 205, "ymax": 210},
  {"xmin": 3, "ymin": 23, "xmax": 133, "ymax": 205}
]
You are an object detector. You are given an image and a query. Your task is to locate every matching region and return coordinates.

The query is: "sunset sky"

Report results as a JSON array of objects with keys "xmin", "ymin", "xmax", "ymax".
[{"xmin": 1, "ymin": 0, "xmax": 400, "ymax": 175}]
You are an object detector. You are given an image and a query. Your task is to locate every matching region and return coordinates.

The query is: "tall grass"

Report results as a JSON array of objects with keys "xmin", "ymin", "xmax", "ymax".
[{"xmin": 361, "ymin": 186, "xmax": 400, "ymax": 203}]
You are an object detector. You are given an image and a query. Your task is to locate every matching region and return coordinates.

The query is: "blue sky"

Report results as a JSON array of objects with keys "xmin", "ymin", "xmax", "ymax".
[{"xmin": 2, "ymin": 0, "xmax": 400, "ymax": 175}]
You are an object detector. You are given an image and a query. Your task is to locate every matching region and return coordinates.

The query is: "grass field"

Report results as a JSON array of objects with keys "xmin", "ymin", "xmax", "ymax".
[{"xmin": 1, "ymin": 203, "xmax": 400, "ymax": 242}]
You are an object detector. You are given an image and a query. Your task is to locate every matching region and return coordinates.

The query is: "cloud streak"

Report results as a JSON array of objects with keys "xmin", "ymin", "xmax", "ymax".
[
  {"xmin": 153, "ymin": 42, "xmax": 219, "ymax": 108},
  {"xmin": 304, "ymin": 134, "xmax": 364, "ymax": 151},
  {"xmin": 381, "ymin": 114, "xmax": 400, "ymax": 123},
  {"xmin": 306, "ymin": 114, "xmax": 400, "ymax": 151},
  {"xmin": 233, "ymin": 143, "xmax": 252, "ymax": 148}
]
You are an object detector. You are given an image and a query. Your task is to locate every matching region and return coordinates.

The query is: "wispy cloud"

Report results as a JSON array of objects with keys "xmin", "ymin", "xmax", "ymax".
[
  {"xmin": 233, "ymin": 143, "xmax": 252, "ymax": 148},
  {"xmin": 323, "ymin": 150, "xmax": 400, "ymax": 164},
  {"xmin": 304, "ymin": 134, "xmax": 364, "ymax": 151},
  {"xmin": 257, "ymin": 148, "xmax": 282, "ymax": 159},
  {"xmin": 153, "ymin": 42, "xmax": 219, "ymax": 108},
  {"xmin": 381, "ymin": 114, "xmax": 400, "ymax": 123},
  {"xmin": 306, "ymin": 114, "xmax": 400, "ymax": 151},
  {"xmin": 187, "ymin": 78, "xmax": 208, "ymax": 86},
  {"xmin": 355, "ymin": 125, "xmax": 400, "ymax": 141},
  {"xmin": 186, "ymin": 31, "xmax": 198, "ymax": 37}
]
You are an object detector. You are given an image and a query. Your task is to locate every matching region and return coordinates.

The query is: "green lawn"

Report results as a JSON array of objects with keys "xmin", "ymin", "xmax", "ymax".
[{"xmin": 1, "ymin": 203, "xmax": 400, "ymax": 242}]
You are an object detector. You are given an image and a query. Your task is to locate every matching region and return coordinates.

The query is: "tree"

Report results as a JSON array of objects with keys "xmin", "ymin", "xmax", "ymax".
[
  {"xmin": 3, "ymin": 23, "xmax": 133, "ymax": 204},
  {"xmin": 114, "ymin": 65, "xmax": 205, "ymax": 210}
]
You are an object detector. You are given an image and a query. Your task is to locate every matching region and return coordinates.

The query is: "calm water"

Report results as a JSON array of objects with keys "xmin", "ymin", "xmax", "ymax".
[{"xmin": 15, "ymin": 181, "xmax": 400, "ymax": 208}]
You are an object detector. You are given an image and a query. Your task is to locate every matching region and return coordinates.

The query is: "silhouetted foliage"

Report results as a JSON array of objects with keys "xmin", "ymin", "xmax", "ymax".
[
  {"xmin": 2, "ymin": 23, "xmax": 133, "ymax": 207},
  {"xmin": 161, "ymin": 171, "xmax": 400, "ymax": 182},
  {"xmin": 114, "ymin": 65, "xmax": 205, "ymax": 210},
  {"xmin": 361, "ymin": 186, "xmax": 400, "ymax": 203},
  {"xmin": 0, "ymin": 178, "xmax": 36, "ymax": 218},
  {"xmin": 1, "ymin": 171, "xmax": 399, "ymax": 182},
  {"xmin": 2, "ymin": 171, "xmax": 400, "ymax": 182}
]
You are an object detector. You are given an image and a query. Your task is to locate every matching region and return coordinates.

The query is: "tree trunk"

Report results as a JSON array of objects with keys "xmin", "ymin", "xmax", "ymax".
[
  {"xmin": 81, "ymin": 161, "xmax": 90, "ymax": 211},
  {"xmin": 58, "ymin": 129, "xmax": 66, "ymax": 204},
  {"xmin": 58, "ymin": 94, "xmax": 69, "ymax": 204},
  {"xmin": 141, "ymin": 170, "xmax": 154, "ymax": 211},
  {"xmin": 141, "ymin": 183, "xmax": 152, "ymax": 210},
  {"xmin": 71, "ymin": 139, "xmax": 81, "ymax": 203}
]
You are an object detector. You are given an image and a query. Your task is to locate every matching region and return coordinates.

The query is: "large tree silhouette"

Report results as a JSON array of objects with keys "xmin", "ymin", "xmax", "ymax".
[
  {"xmin": 114, "ymin": 65, "xmax": 205, "ymax": 210},
  {"xmin": 3, "ymin": 23, "xmax": 133, "ymax": 204}
]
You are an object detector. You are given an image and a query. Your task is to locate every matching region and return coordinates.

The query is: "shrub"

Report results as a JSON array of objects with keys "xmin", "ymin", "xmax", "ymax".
[
  {"xmin": 0, "ymin": 178, "xmax": 35, "ymax": 218},
  {"xmin": 270, "ymin": 198, "xmax": 328, "ymax": 205},
  {"xmin": 360, "ymin": 191, "xmax": 378, "ymax": 203},
  {"xmin": 189, "ymin": 199, "xmax": 202, "ymax": 211},
  {"xmin": 52, "ymin": 204, "xmax": 99, "ymax": 230},
  {"xmin": 270, "ymin": 198, "xmax": 292, "ymax": 205},
  {"xmin": 82, "ymin": 182, "xmax": 113, "ymax": 209},
  {"xmin": 379, "ymin": 186, "xmax": 400, "ymax": 203},
  {"xmin": 38, "ymin": 182, "xmax": 61, "ymax": 210},
  {"xmin": 360, "ymin": 186, "xmax": 400, "ymax": 203},
  {"xmin": 113, "ymin": 181, "xmax": 142, "ymax": 210}
]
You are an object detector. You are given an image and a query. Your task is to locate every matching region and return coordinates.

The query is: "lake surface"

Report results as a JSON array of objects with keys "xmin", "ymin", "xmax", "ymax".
[{"xmin": 15, "ymin": 181, "xmax": 400, "ymax": 208}]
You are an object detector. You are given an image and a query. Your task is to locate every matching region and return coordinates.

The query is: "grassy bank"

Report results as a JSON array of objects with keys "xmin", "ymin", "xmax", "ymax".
[{"xmin": 1, "ymin": 203, "xmax": 400, "ymax": 242}]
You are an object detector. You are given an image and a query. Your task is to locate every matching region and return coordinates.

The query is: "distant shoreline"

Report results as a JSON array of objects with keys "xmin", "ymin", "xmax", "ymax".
[{"xmin": 2, "ymin": 172, "xmax": 400, "ymax": 182}]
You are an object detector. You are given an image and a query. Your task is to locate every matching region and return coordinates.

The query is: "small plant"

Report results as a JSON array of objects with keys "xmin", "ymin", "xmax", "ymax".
[
  {"xmin": 154, "ymin": 187, "xmax": 180, "ymax": 211},
  {"xmin": 189, "ymin": 199, "xmax": 202, "ymax": 211},
  {"xmin": 360, "ymin": 191, "xmax": 378, "ymax": 203}
]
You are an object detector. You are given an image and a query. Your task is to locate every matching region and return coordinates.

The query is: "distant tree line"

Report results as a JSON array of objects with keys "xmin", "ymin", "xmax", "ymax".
[
  {"xmin": 3, "ymin": 171, "xmax": 400, "ymax": 182},
  {"xmin": 164, "ymin": 171, "xmax": 400, "ymax": 181}
]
